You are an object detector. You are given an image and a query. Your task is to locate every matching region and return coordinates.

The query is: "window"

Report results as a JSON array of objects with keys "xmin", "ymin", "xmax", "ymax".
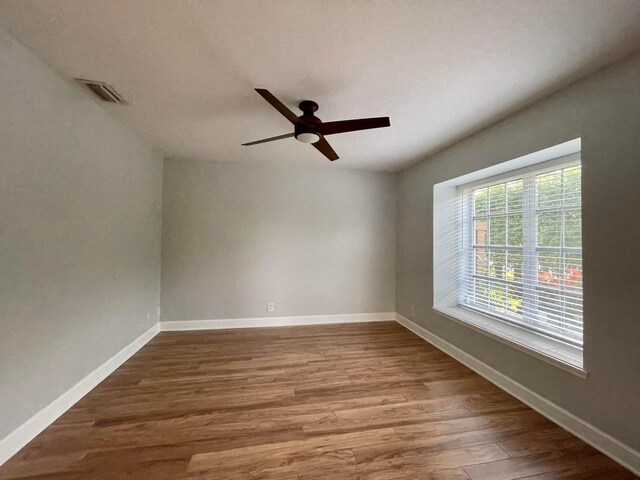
[
  {"xmin": 433, "ymin": 140, "xmax": 584, "ymax": 373},
  {"xmin": 460, "ymin": 160, "xmax": 582, "ymax": 345}
]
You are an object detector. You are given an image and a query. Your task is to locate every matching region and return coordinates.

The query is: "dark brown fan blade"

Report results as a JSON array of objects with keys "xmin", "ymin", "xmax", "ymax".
[
  {"xmin": 254, "ymin": 89, "xmax": 300, "ymax": 124},
  {"xmin": 312, "ymin": 137, "xmax": 339, "ymax": 161},
  {"xmin": 242, "ymin": 132, "xmax": 295, "ymax": 146},
  {"xmin": 321, "ymin": 117, "xmax": 390, "ymax": 136}
]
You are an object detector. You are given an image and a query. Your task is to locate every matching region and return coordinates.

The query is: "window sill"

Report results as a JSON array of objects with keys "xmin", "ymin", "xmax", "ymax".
[{"xmin": 433, "ymin": 305, "xmax": 586, "ymax": 378}]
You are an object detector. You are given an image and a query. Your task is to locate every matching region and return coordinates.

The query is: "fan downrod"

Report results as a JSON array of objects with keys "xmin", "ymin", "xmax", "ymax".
[{"xmin": 299, "ymin": 100, "xmax": 319, "ymax": 114}]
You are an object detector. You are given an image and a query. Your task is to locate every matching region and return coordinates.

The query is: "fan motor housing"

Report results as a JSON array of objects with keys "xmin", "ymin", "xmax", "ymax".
[{"xmin": 296, "ymin": 100, "xmax": 322, "ymax": 138}]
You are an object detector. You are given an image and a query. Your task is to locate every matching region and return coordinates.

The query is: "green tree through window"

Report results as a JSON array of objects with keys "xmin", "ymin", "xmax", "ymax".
[{"xmin": 463, "ymin": 163, "xmax": 583, "ymax": 344}]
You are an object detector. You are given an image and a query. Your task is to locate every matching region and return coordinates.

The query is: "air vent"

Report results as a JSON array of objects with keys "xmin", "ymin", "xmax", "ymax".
[{"xmin": 77, "ymin": 79, "xmax": 127, "ymax": 104}]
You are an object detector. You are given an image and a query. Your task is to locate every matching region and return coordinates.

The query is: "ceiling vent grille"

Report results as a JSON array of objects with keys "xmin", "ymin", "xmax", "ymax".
[{"xmin": 77, "ymin": 79, "xmax": 127, "ymax": 104}]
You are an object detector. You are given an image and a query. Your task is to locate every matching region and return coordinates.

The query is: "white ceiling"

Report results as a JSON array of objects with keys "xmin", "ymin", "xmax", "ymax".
[{"xmin": 1, "ymin": 1, "xmax": 640, "ymax": 172}]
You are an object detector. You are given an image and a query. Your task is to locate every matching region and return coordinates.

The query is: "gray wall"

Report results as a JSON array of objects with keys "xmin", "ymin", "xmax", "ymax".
[
  {"xmin": 397, "ymin": 51, "xmax": 640, "ymax": 450},
  {"xmin": 161, "ymin": 159, "xmax": 396, "ymax": 321},
  {"xmin": 0, "ymin": 28, "xmax": 163, "ymax": 439}
]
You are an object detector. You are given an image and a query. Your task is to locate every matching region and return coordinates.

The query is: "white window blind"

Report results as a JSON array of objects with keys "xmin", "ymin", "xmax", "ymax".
[{"xmin": 459, "ymin": 159, "xmax": 583, "ymax": 345}]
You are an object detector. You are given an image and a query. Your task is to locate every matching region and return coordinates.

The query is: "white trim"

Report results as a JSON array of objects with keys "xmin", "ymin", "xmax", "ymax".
[
  {"xmin": 457, "ymin": 152, "xmax": 581, "ymax": 191},
  {"xmin": 0, "ymin": 312, "xmax": 392, "ymax": 466},
  {"xmin": 0, "ymin": 324, "xmax": 160, "ymax": 467},
  {"xmin": 436, "ymin": 137, "xmax": 581, "ymax": 188},
  {"xmin": 394, "ymin": 313, "xmax": 640, "ymax": 476},
  {"xmin": 160, "ymin": 312, "xmax": 396, "ymax": 331},
  {"xmin": 5, "ymin": 312, "xmax": 636, "ymax": 476},
  {"xmin": 433, "ymin": 306, "xmax": 585, "ymax": 377}
]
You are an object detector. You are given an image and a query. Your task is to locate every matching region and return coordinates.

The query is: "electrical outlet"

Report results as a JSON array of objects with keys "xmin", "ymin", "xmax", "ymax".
[
  {"xmin": 409, "ymin": 306, "xmax": 415, "ymax": 317},
  {"xmin": 267, "ymin": 302, "xmax": 275, "ymax": 312}
]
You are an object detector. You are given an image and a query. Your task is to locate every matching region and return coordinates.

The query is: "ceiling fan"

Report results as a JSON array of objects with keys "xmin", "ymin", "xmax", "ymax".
[{"xmin": 242, "ymin": 89, "xmax": 390, "ymax": 161}]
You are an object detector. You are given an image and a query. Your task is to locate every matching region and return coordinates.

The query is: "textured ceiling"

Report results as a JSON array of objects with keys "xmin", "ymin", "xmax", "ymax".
[{"xmin": 1, "ymin": 0, "xmax": 640, "ymax": 172}]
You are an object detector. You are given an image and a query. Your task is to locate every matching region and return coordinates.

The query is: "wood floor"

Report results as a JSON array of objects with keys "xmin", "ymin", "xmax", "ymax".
[{"xmin": 0, "ymin": 322, "xmax": 635, "ymax": 480}]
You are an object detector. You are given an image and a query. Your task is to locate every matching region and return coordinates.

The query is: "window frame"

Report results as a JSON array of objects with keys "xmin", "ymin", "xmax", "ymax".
[
  {"xmin": 432, "ymin": 139, "xmax": 585, "ymax": 376},
  {"xmin": 458, "ymin": 156, "xmax": 583, "ymax": 347}
]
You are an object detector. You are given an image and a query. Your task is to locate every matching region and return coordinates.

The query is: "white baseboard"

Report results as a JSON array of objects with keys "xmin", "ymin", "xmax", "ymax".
[
  {"xmin": 6, "ymin": 313, "xmax": 636, "ymax": 476},
  {"xmin": 394, "ymin": 313, "xmax": 640, "ymax": 476},
  {"xmin": 0, "ymin": 324, "xmax": 160, "ymax": 467},
  {"xmin": 0, "ymin": 312, "xmax": 393, "ymax": 466},
  {"xmin": 160, "ymin": 312, "xmax": 396, "ymax": 331}
]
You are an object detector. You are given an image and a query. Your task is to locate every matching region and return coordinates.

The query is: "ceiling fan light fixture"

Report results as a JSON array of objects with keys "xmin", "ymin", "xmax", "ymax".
[
  {"xmin": 295, "ymin": 132, "xmax": 321, "ymax": 144},
  {"xmin": 242, "ymin": 89, "xmax": 390, "ymax": 161}
]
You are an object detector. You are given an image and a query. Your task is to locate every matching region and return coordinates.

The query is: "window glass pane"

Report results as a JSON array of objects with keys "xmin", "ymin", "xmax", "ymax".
[
  {"xmin": 488, "ymin": 280, "xmax": 506, "ymax": 312},
  {"xmin": 474, "ymin": 219, "xmax": 488, "ymax": 245},
  {"xmin": 506, "ymin": 250, "xmax": 523, "ymax": 282},
  {"xmin": 459, "ymin": 160, "xmax": 582, "ymax": 345},
  {"xmin": 564, "ymin": 165, "xmax": 581, "ymax": 206},
  {"xmin": 537, "ymin": 170, "xmax": 562, "ymax": 209},
  {"xmin": 538, "ymin": 252, "xmax": 563, "ymax": 288},
  {"xmin": 474, "ymin": 248, "xmax": 488, "ymax": 276},
  {"xmin": 537, "ymin": 211, "xmax": 561, "ymax": 247},
  {"xmin": 562, "ymin": 295, "xmax": 583, "ymax": 332},
  {"xmin": 489, "ymin": 216, "xmax": 506, "ymax": 245},
  {"xmin": 564, "ymin": 253, "xmax": 583, "ymax": 291},
  {"xmin": 506, "ymin": 180, "xmax": 523, "ymax": 212},
  {"xmin": 489, "ymin": 249, "xmax": 506, "ymax": 279},
  {"xmin": 536, "ymin": 290, "xmax": 564, "ymax": 327},
  {"xmin": 564, "ymin": 209, "xmax": 581, "ymax": 248},
  {"xmin": 474, "ymin": 188, "xmax": 488, "ymax": 216},
  {"xmin": 474, "ymin": 278, "xmax": 489, "ymax": 307},
  {"xmin": 506, "ymin": 285, "xmax": 523, "ymax": 317},
  {"xmin": 507, "ymin": 215, "xmax": 523, "ymax": 246},
  {"xmin": 489, "ymin": 184, "xmax": 506, "ymax": 214}
]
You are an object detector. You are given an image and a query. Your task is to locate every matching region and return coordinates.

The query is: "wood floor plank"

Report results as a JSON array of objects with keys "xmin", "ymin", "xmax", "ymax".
[
  {"xmin": 0, "ymin": 321, "xmax": 635, "ymax": 479},
  {"xmin": 462, "ymin": 445, "xmax": 628, "ymax": 480}
]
